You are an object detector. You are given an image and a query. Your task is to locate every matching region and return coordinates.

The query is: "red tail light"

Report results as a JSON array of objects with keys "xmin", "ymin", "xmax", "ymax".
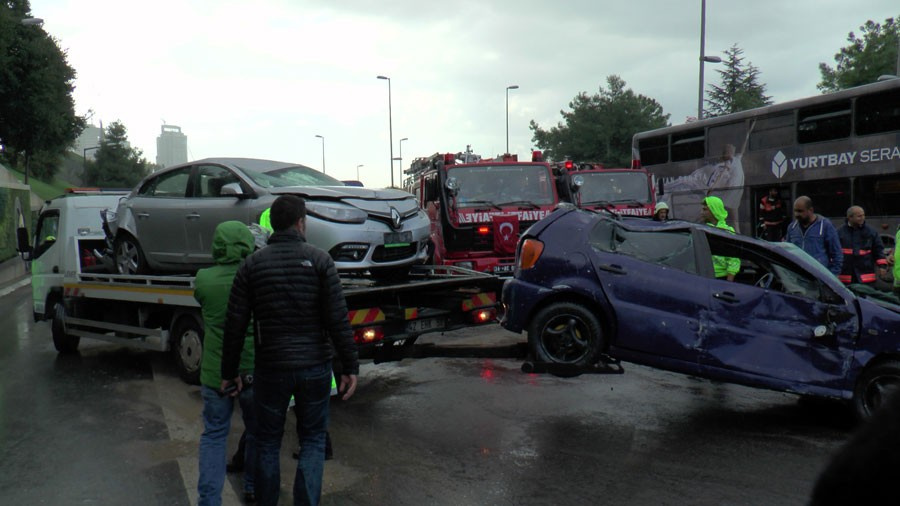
[
  {"xmin": 471, "ymin": 308, "xmax": 497, "ymax": 323},
  {"xmin": 353, "ymin": 327, "xmax": 384, "ymax": 344},
  {"xmin": 477, "ymin": 225, "xmax": 490, "ymax": 235}
]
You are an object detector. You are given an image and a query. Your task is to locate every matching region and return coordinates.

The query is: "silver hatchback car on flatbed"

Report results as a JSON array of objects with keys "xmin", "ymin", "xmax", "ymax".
[{"xmin": 107, "ymin": 157, "xmax": 430, "ymax": 276}]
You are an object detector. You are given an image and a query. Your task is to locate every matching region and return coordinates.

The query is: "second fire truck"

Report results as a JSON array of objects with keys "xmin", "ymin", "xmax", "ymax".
[
  {"xmin": 404, "ymin": 148, "xmax": 567, "ymax": 275},
  {"xmin": 557, "ymin": 161, "xmax": 656, "ymax": 217}
]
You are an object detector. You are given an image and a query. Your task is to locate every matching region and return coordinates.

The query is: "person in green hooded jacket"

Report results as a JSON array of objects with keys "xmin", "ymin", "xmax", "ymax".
[
  {"xmin": 195, "ymin": 220, "xmax": 258, "ymax": 505},
  {"xmin": 701, "ymin": 195, "xmax": 740, "ymax": 281}
]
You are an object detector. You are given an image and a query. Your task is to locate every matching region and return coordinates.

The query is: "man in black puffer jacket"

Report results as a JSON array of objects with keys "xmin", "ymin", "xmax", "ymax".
[{"xmin": 221, "ymin": 194, "xmax": 358, "ymax": 506}]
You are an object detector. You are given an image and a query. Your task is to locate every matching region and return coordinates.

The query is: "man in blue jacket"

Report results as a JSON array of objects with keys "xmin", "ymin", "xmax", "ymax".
[{"xmin": 785, "ymin": 196, "xmax": 843, "ymax": 276}]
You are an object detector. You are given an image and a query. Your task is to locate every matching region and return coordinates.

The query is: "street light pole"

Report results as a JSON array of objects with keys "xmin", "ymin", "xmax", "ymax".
[
  {"xmin": 20, "ymin": 17, "xmax": 45, "ymax": 185},
  {"xmin": 83, "ymin": 146, "xmax": 100, "ymax": 173},
  {"xmin": 506, "ymin": 85, "xmax": 519, "ymax": 154},
  {"xmin": 398, "ymin": 137, "xmax": 408, "ymax": 177},
  {"xmin": 314, "ymin": 134, "xmax": 325, "ymax": 174},
  {"xmin": 377, "ymin": 75, "xmax": 394, "ymax": 187},
  {"xmin": 356, "ymin": 164, "xmax": 363, "ymax": 181},
  {"xmin": 697, "ymin": 0, "xmax": 722, "ymax": 120}
]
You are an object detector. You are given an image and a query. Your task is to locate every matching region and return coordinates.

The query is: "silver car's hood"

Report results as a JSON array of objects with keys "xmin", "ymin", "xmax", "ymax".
[{"xmin": 270, "ymin": 185, "xmax": 414, "ymax": 200}]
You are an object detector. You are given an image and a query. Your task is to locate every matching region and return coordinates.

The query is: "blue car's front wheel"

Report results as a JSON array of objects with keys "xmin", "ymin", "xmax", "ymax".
[{"xmin": 528, "ymin": 302, "xmax": 604, "ymax": 373}]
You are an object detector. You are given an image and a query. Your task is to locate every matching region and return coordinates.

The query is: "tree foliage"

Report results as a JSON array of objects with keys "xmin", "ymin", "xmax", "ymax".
[
  {"xmin": 529, "ymin": 75, "xmax": 669, "ymax": 166},
  {"xmin": 83, "ymin": 121, "xmax": 150, "ymax": 188},
  {"xmin": 0, "ymin": 0, "xmax": 85, "ymax": 179},
  {"xmin": 705, "ymin": 44, "xmax": 772, "ymax": 118},
  {"xmin": 819, "ymin": 16, "xmax": 900, "ymax": 92}
]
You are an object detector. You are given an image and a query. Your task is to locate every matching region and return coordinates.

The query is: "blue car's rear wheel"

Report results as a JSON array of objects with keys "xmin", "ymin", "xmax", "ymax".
[
  {"xmin": 528, "ymin": 302, "xmax": 604, "ymax": 373},
  {"xmin": 853, "ymin": 360, "xmax": 900, "ymax": 421}
]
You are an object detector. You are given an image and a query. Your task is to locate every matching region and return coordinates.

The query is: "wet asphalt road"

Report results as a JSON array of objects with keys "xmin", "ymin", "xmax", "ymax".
[{"xmin": 0, "ymin": 280, "xmax": 854, "ymax": 505}]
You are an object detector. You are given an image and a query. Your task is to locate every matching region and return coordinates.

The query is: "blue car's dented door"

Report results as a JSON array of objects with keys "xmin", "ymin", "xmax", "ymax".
[
  {"xmin": 589, "ymin": 223, "xmax": 709, "ymax": 372},
  {"xmin": 701, "ymin": 234, "xmax": 859, "ymax": 391}
]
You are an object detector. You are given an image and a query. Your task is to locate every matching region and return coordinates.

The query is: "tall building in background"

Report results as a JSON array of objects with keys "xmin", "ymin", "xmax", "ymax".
[
  {"xmin": 156, "ymin": 125, "xmax": 188, "ymax": 168},
  {"xmin": 72, "ymin": 124, "xmax": 103, "ymax": 160}
]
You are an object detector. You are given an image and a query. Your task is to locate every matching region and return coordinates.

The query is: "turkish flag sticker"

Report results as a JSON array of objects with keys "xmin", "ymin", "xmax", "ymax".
[{"xmin": 493, "ymin": 214, "xmax": 519, "ymax": 255}]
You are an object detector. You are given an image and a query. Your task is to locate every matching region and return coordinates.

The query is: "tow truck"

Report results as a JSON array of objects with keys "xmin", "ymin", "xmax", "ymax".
[
  {"xmin": 403, "ymin": 147, "xmax": 567, "ymax": 275},
  {"xmin": 16, "ymin": 189, "xmax": 504, "ymax": 384},
  {"xmin": 557, "ymin": 161, "xmax": 656, "ymax": 217}
]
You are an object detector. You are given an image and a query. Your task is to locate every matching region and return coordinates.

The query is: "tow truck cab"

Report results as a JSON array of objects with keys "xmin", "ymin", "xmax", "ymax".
[{"xmin": 17, "ymin": 188, "xmax": 126, "ymax": 321}]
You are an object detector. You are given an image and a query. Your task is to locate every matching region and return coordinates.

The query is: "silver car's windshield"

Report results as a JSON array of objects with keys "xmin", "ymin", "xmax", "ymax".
[{"xmin": 243, "ymin": 165, "xmax": 344, "ymax": 188}]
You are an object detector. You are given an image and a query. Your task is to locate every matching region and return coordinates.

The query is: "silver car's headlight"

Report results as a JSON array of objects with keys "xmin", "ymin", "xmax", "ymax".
[{"xmin": 306, "ymin": 201, "xmax": 367, "ymax": 224}]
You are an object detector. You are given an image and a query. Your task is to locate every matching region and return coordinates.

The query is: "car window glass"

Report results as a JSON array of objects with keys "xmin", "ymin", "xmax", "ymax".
[
  {"xmin": 196, "ymin": 165, "xmax": 239, "ymax": 198},
  {"xmin": 589, "ymin": 221, "xmax": 697, "ymax": 274},
  {"xmin": 241, "ymin": 165, "xmax": 342, "ymax": 188},
  {"xmin": 138, "ymin": 167, "xmax": 191, "ymax": 197},
  {"xmin": 707, "ymin": 232, "xmax": 822, "ymax": 300},
  {"xmin": 33, "ymin": 211, "xmax": 59, "ymax": 259}
]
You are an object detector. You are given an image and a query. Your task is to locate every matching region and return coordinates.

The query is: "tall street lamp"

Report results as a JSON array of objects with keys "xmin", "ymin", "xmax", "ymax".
[
  {"xmin": 697, "ymin": 0, "xmax": 722, "ymax": 120},
  {"xmin": 315, "ymin": 134, "xmax": 325, "ymax": 174},
  {"xmin": 506, "ymin": 85, "xmax": 519, "ymax": 154},
  {"xmin": 83, "ymin": 146, "xmax": 100, "ymax": 172},
  {"xmin": 20, "ymin": 17, "xmax": 45, "ymax": 185},
  {"xmin": 377, "ymin": 75, "xmax": 394, "ymax": 187},
  {"xmin": 398, "ymin": 137, "xmax": 408, "ymax": 177},
  {"xmin": 356, "ymin": 164, "xmax": 363, "ymax": 180}
]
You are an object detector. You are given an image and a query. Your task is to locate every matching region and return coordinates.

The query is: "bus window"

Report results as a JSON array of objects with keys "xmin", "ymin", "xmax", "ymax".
[
  {"xmin": 671, "ymin": 129, "xmax": 705, "ymax": 162},
  {"xmin": 796, "ymin": 179, "xmax": 850, "ymax": 219},
  {"xmin": 797, "ymin": 100, "xmax": 851, "ymax": 144},
  {"xmin": 749, "ymin": 112, "xmax": 795, "ymax": 150},
  {"xmin": 855, "ymin": 175, "xmax": 900, "ymax": 217},
  {"xmin": 638, "ymin": 135, "xmax": 668, "ymax": 166},
  {"xmin": 856, "ymin": 88, "xmax": 900, "ymax": 136}
]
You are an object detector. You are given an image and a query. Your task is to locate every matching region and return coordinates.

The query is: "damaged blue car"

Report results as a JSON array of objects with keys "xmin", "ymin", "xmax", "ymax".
[{"xmin": 501, "ymin": 206, "xmax": 900, "ymax": 420}]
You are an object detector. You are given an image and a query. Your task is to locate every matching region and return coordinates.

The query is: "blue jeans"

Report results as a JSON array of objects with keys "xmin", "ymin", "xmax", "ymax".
[
  {"xmin": 198, "ymin": 385, "xmax": 257, "ymax": 506},
  {"xmin": 255, "ymin": 362, "xmax": 331, "ymax": 506}
]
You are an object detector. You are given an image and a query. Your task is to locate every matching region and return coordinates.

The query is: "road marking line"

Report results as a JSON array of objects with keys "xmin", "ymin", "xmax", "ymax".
[{"xmin": 0, "ymin": 278, "xmax": 30, "ymax": 298}]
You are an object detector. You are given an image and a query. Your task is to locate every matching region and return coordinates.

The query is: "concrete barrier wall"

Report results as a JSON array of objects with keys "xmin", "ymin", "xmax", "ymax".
[{"xmin": 0, "ymin": 182, "xmax": 33, "ymax": 263}]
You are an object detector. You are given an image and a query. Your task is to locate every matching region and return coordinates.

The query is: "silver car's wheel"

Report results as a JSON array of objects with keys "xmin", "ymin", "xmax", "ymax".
[{"xmin": 115, "ymin": 235, "xmax": 147, "ymax": 275}]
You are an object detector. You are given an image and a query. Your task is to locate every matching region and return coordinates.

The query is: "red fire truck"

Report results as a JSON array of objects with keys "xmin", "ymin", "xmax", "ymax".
[
  {"xmin": 404, "ymin": 148, "xmax": 566, "ymax": 275},
  {"xmin": 558, "ymin": 161, "xmax": 656, "ymax": 217}
]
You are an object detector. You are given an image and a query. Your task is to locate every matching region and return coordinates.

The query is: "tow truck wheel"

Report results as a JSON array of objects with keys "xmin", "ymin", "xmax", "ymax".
[
  {"xmin": 853, "ymin": 360, "xmax": 900, "ymax": 421},
  {"xmin": 528, "ymin": 302, "xmax": 604, "ymax": 376},
  {"xmin": 172, "ymin": 316, "xmax": 203, "ymax": 385},
  {"xmin": 51, "ymin": 302, "xmax": 80, "ymax": 354},
  {"xmin": 115, "ymin": 234, "xmax": 148, "ymax": 275}
]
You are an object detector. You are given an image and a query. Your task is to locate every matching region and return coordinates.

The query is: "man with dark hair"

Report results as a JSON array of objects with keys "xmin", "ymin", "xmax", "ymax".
[
  {"xmin": 758, "ymin": 187, "xmax": 786, "ymax": 241},
  {"xmin": 785, "ymin": 196, "xmax": 843, "ymax": 276},
  {"xmin": 221, "ymin": 194, "xmax": 359, "ymax": 506}
]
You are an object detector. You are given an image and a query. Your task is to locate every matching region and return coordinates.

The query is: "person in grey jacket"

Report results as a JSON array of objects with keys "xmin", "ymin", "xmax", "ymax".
[{"xmin": 221, "ymin": 194, "xmax": 359, "ymax": 506}]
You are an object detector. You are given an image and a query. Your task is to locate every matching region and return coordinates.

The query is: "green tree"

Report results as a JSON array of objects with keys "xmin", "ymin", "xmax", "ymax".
[
  {"xmin": 529, "ymin": 75, "xmax": 669, "ymax": 166},
  {"xmin": 819, "ymin": 16, "xmax": 900, "ymax": 92},
  {"xmin": 705, "ymin": 44, "xmax": 772, "ymax": 118},
  {"xmin": 0, "ymin": 0, "xmax": 85, "ymax": 180},
  {"xmin": 83, "ymin": 121, "xmax": 150, "ymax": 188}
]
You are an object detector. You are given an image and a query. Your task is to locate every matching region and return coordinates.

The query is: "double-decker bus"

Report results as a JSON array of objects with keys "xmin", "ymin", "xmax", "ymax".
[{"xmin": 631, "ymin": 78, "xmax": 900, "ymax": 238}]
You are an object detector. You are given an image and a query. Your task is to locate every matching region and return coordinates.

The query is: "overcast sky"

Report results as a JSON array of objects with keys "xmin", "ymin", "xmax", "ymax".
[{"xmin": 29, "ymin": 0, "xmax": 900, "ymax": 187}]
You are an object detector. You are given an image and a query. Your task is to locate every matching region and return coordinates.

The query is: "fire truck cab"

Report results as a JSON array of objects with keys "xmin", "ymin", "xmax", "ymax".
[
  {"xmin": 558, "ymin": 161, "xmax": 656, "ymax": 217},
  {"xmin": 404, "ymin": 148, "xmax": 563, "ymax": 275}
]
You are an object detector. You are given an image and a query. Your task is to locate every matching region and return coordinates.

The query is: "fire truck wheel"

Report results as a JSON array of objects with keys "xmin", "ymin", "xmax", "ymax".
[
  {"xmin": 51, "ymin": 301, "xmax": 80, "ymax": 354},
  {"xmin": 115, "ymin": 234, "xmax": 148, "ymax": 275},
  {"xmin": 527, "ymin": 302, "xmax": 604, "ymax": 376},
  {"xmin": 172, "ymin": 316, "xmax": 203, "ymax": 385}
]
